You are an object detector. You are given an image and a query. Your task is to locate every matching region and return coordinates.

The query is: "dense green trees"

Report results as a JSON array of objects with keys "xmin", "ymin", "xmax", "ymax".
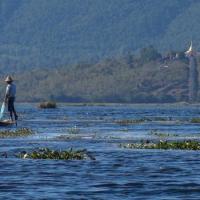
[
  {"xmin": 0, "ymin": 48, "xmax": 192, "ymax": 103},
  {"xmin": 0, "ymin": 1, "xmax": 199, "ymax": 102},
  {"xmin": 140, "ymin": 46, "xmax": 161, "ymax": 63},
  {"xmin": 0, "ymin": 0, "xmax": 198, "ymax": 71}
]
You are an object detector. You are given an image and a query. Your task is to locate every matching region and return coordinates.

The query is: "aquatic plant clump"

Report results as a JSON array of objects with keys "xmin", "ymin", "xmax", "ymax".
[
  {"xmin": 115, "ymin": 117, "xmax": 175, "ymax": 126},
  {"xmin": 0, "ymin": 128, "xmax": 34, "ymax": 138},
  {"xmin": 55, "ymin": 135, "xmax": 81, "ymax": 140},
  {"xmin": 150, "ymin": 130, "xmax": 178, "ymax": 137},
  {"xmin": 119, "ymin": 140, "xmax": 200, "ymax": 150},
  {"xmin": 18, "ymin": 148, "xmax": 95, "ymax": 160},
  {"xmin": 190, "ymin": 118, "xmax": 200, "ymax": 123},
  {"xmin": 67, "ymin": 126, "xmax": 80, "ymax": 134},
  {"xmin": 39, "ymin": 101, "xmax": 57, "ymax": 109},
  {"xmin": 116, "ymin": 119, "xmax": 146, "ymax": 125}
]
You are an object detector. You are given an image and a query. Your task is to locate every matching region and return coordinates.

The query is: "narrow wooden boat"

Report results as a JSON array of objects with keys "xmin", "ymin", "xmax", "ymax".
[{"xmin": 0, "ymin": 120, "xmax": 15, "ymax": 126}]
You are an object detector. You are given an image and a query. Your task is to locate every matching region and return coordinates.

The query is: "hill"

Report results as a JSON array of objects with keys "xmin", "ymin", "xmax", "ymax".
[
  {"xmin": 0, "ymin": 0, "xmax": 199, "ymax": 71},
  {"xmin": 0, "ymin": 48, "xmax": 193, "ymax": 103}
]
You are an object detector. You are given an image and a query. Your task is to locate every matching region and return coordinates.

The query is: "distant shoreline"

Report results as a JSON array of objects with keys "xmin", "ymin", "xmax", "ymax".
[{"xmin": 15, "ymin": 102, "xmax": 198, "ymax": 106}]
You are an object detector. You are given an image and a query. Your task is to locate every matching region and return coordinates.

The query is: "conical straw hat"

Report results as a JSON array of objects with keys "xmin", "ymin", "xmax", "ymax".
[{"xmin": 4, "ymin": 76, "xmax": 13, "ymax": 82}]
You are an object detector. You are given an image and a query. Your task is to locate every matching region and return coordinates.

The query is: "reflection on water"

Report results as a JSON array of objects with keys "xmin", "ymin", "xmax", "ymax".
[{"xmin": 0, "ymin": 103, "xmax": 200, "ymax": 199}]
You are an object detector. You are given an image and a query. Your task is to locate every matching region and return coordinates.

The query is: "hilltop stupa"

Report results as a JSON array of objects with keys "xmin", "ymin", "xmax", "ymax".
[{"xmin": 185, "ymin": 41, "xmax": 195, "ymax": 56}]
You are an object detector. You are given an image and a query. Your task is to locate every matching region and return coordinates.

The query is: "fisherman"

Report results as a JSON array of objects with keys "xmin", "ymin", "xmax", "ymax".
[{"xmin": 4, "ymin": 76, "xmax": 18, "ymax": 122}]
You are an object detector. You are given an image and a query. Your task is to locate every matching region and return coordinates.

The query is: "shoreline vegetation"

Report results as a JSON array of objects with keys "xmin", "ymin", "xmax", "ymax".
[
  {"xmin": 16, "ymin": 102, "xmax": 200, "ymax": 106},
  {"xmin": 1, "ymin": 1, "xmax": 200, "ymax": 104},
  {"xmin": 3, "ymin": 45, "xmax": 199, "ymax": 103}
]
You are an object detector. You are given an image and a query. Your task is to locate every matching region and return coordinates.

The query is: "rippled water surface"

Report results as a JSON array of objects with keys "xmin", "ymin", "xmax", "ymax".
[{"xmin": 1, "ymin": 103, "xmax": 200, "ymax": 199}]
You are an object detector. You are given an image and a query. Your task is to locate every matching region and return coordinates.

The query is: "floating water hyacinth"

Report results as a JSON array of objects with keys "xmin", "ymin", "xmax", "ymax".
[
  {"xmin": 18, "ymin": 148, "xmax": 95, "ymax": 160},
  {"xmin": 150, "ymin": 130, "xmax": 179, "ymax": 137},
  {"xmin": 0, "ymin": 128, "xmax": 34, "ymax": 138},
  {"xmin": 119, "ymin": 140, "xmax": 200, "ymax": 150},
  {"xmin": 67, "ymin": 126, "xmax": 80, "ymax": 134},
  {"xmin": 55, "ymin": 134, "xmax": 82, "ymax": 140},
  {"xmin": 115, "ymin": 119, "xmax": 146, "ymax": 125},
  {"xmin": 190, "ymin": 118, "xmax": 200, "ymax": 123}
]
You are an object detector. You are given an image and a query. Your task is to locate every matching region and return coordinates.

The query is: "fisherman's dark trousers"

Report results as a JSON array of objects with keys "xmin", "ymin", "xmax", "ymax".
[{"xmin": 8, "ymin": 97, "xmax": 16, "ymax": 113}]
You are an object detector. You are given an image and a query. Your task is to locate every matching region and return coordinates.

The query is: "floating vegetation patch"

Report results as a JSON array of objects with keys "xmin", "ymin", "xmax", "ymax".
[
  {"xmin": 55, "ymin": 135, "xmax": 82, "ymax": 140},
  {"xmin": 67, "ymin": 126, "xmax": 80, "ymax": 134},
  {"xmin": 0, "ymin": 128, "xmax": 34, "ymax": 138},
  {"xmin": 190, "ymin": 118, "xmax": 200, "ymax": 123},
  {"xmin": 116, "ymin": 119, "xmax": 146, "ymax": 125},
  {"xmin": 120, "ymin": 128, "xmax": 129, "ymax": 132},
  {"xmin": 55, "ymin": 134, "xmax": 121, "ymax": 141},
  {"xmin": 116, "ymin": 117, "xmax": 175, "ymax": 126},
  {"xmin": 150, "ymin": 130, "xmax": 178, "ymax": 137},
  {"xmin": 94, "ymin": 135, "xmax": 121, "ymax": 140},
  {"xmin": 119, "ymin": 140, "xmax": 200, "ymax": 150},
  {"xmin": 39, "ymin": 101, "xmax": 57, "ymax": 109},
  {"xmin": 18, "ymin": 148, "xmax": 95, "ymax": 160}
]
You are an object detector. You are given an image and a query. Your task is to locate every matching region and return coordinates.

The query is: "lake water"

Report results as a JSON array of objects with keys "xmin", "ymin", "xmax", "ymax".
[{"xmin": 1, "ymin": 103, "xmax": 200, "ymax": 199}]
